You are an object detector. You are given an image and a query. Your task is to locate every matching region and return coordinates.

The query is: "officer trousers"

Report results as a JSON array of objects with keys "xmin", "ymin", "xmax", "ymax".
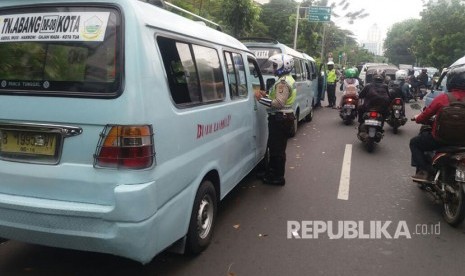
[
  {"xmin": 267, "ymin": 114, "xmax": 289, "ymax": 179},
  {"xmin": 327, "ymin": 84, "xmax": 336, "ymax": 107}
]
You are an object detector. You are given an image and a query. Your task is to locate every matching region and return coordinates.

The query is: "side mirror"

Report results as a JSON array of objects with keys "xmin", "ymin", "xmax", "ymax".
[{"xmin": 266, "ymin": 78, "xmax": 276, "ymax": 92}]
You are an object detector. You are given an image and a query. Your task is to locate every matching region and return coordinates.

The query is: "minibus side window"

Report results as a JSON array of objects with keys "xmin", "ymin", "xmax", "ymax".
[
  {"xmin": 157, "ymin": 36, "xmax": 225, "ymax": 106},
  {"xmin": 192, "ymin": 45, "xmax": 225, "ymax": 102},
  {"xmin": 292, "ymin": 58, "xmax": 303, "ymax": 81},
  {"xmin": 224, "ymin": 51, "xmax": 247, "ymax": 99},
  {"xmin": 304, "ymin": 62, "xmax": 312, "ymax": 80},
  {"xmin": 247, "ymin": 56, "xmax": 265, "ymax": 95}
]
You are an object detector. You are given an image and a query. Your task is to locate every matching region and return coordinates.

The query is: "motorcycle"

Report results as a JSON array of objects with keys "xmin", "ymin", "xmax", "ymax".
[
  {"xmin": 408, "ymin": 81, "xmax": 427, "ymax": 101},
  {"xmin": 339, "ymin": 93, "xmax": 358, "ymax": 125},
  {"xmin": 411, "ymin": 118, "xmax": 465, "ymax": 226},
  {"xmin": 357, "ymin": 109, "xmax": 384, "ymax": 152},
  {"xmin": 386, "ymin": 98, "xmax": 407, "ymax": 134}
]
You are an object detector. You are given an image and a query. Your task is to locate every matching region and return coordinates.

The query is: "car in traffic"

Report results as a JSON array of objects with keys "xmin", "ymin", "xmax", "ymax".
[{"xmin": 425, "ymin": 56, "xmax": 465, "ymax": 106}]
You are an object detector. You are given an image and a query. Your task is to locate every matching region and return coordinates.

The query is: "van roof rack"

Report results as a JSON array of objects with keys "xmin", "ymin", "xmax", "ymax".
[
  {"xmin": 143, "ymin": 0, "xmax": 222, "ymax": 31},
  {"xmin": 238, "ymin": 37, "xmax": 279, "ymax": 44}
]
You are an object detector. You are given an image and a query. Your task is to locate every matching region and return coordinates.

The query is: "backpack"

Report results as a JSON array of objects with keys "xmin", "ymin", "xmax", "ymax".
[
  {"xmin": 434, "ymin": 93, "xmax": 465, "ymax": 145},
  {"xmin": 364, "ymin": 84, "xmax": 390, "ymax": 114}
]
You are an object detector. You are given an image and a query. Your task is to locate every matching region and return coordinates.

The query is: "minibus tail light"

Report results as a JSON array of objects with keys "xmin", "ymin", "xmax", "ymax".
[{"xmin": 95, "ymin": 125, "xmax": 155, "ymax": 169}]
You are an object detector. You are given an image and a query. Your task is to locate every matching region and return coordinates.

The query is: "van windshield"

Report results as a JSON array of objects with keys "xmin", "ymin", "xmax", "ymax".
[
  {"xmin": 248, "ymin": 47, "xmax": 282, "ymax": 75},
  {"xmin": 0, "ymin": 6, "xmax": 122, "ymax": 97}
]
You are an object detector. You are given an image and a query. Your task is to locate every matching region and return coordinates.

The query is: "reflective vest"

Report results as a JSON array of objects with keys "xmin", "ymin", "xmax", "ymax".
[
  {"xmin": 326, "ymin": 69, "xmax": 337, "ymax": 84},
  {"xmin": 269, "ymin": 74, "xmax": 296, "ymax": 110}
]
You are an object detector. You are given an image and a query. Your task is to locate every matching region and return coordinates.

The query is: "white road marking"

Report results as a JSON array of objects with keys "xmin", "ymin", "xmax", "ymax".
[{"xmin": 337, "ymin": 144, "xmax": 352, "ymax": 200}]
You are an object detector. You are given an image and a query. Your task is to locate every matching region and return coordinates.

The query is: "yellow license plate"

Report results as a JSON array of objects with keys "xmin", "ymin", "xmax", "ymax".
[{"xmin": 0, "ymin": 130, "xmax": 57, "ymax": 156}]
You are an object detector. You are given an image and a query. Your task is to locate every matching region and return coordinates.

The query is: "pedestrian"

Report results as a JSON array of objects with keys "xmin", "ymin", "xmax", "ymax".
[
  {"xmin": 255, "ymin": 54, "xmax": 296, "ymax": 186},
  {"xmin": 326, "ymin": 61, "xmax": 337, "ymax": 108}
]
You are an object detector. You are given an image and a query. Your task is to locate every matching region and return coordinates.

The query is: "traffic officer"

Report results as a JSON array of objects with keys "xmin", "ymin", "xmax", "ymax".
[
  {"xmin": 326, "ymin": 61, "xmax": 337, "ymax": 108},
  {"xmin": 255, "ymin": 54, "xmax": 296, "ymax": 186}
]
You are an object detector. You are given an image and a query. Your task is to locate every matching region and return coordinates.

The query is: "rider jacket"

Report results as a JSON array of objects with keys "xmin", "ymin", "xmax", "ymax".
[
  {"xmin": 415, "ymin": 89, "xmax": 465, "ymax": 139},
  {"xmin": 359, "ymin": 82, "xmax": 391, "ymax": 117}
]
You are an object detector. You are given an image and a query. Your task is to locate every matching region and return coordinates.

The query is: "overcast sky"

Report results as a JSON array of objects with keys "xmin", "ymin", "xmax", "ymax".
[
  {"xmin": 333, "ymin": 0, "xmax": 425, "ymax": 42},
  {"xmin": 255, "ymin": 0, "xmax": 427, "ymax": 42}
]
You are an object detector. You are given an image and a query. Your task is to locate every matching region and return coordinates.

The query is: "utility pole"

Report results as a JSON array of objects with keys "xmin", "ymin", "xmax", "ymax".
[
  {"xmin": 320, "ymin": 24, "xmax": 326, "ymax": 62},
  {"xmin": 293, "ymin": 4, "xmax": 300, "ymax": 50}
]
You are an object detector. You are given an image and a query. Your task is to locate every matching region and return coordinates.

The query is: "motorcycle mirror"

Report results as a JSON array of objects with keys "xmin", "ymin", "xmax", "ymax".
[{"xmin": 410, "ymin": 103, "xmax": 422, "ymax": 110}]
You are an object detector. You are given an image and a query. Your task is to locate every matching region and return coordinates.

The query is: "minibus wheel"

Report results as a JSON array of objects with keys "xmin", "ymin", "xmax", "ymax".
[
  {"xmin": 289, "ymin": 112, "xmax": 298, "ymax": 137},
  {"xmin": 186, "ymin": 180, "xmax": 217, "ymax": 254}
]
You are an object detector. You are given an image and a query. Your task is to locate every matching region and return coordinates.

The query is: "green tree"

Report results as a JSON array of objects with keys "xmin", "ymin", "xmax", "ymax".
[
  {"xmin": 260, "ymin": 0, "xmax": 297, "ymax": 44},
  {"xmin": 383, "ymin": 19, "xmax": 419, "ymax": 66},
  {"xmin": 415, "ymin": 0, "xmax": 465, "ymax": 69},
  {"xmin": 221, "ymin": 0, "xmax": 261, "ymax": 37}
]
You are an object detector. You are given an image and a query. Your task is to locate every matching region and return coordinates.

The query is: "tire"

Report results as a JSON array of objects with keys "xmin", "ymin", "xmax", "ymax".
[
  {"xmin": 304, "ymin": 101, "xmax": 314, "ymax": 122},
  {"xmin": 443, "ymin": 182, "xmax": 465, "ymax": 227},
  {"xmin": 289, "ymin": 112, "xmax": 298, "ymax": 138},
  {"xmin": 365, "ymin": 139, "xmax": 375, "ymax": 152},
  {"xmin": 304, "ymin": 108, "xmax": 313, "ymax": 122},
  {"xmin": 393, "ymin": 127, "xmax": 398, "ymax": 134},
  {"xmin": 186, "ymin": 180, "xmax": 217, "ymax": 254}
]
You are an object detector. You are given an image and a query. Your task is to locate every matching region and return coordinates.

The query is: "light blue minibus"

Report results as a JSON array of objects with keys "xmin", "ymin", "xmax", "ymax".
[
  {"xmin": 0, "ymin": 0, "xmax": 268, "ymax": 263},
  {"xmin": 242, "ymin": 38, "xmax": 319, "ymax": 136}
]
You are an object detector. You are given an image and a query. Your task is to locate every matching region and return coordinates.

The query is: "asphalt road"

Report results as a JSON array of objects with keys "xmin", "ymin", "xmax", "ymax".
[{"xmin": 1, "ymin": 96, "xmax": 465, "ymax": 276}]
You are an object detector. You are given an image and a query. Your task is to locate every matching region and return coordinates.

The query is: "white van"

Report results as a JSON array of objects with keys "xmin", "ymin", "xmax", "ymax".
[
  {"xmin": 0, "ymin": 0, "xmax": 268, "ymax": 263},
  {"xmin": 359, "ymin": 62, "xmax": 388, "ymax": 86},
  {"xmin": 242, "ymin": 38, "xmax": 318, "ymax": 136}
]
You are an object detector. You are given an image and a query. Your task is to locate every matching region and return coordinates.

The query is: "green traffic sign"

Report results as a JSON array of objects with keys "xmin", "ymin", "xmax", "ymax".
[{"xmin": 308, "ymin": 6, "xmax": 331, "ymax": 22}]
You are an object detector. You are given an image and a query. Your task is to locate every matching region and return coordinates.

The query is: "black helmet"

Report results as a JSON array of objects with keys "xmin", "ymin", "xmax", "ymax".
[
  {"xmin": 446, "ymin": 66, "xmax": 465, "ymax": 91},
  {"xmin": 373, "ymin": 68, "xmax": 385, "ymax": 83}
]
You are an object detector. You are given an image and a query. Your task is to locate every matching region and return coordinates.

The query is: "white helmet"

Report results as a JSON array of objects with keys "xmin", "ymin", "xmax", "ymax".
[
  {"xmin": 395, "ymin": 69, "xmax": 407, "ymax": 80},
  {"xmin": 268, "ymin": 54, "xmax": 294, "ymax": 76},
  {"xmin": 327, "ymin": 61, "xmax": 335, "ymax": 66}
]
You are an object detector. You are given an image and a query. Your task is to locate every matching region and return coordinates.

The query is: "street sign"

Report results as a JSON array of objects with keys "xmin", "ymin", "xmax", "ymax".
[{"xmin": 308, "ymin": 6, "xmax": 331, "ymax": 22}]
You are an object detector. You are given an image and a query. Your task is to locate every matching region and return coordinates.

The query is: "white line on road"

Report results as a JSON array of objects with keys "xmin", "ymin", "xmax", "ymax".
[{"xmin": 337, "ymin": 144, "xmax": 352, "ymax": 200}]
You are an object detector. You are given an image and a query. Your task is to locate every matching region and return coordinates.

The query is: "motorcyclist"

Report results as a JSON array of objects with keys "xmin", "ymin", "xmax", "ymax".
[
  {"xmin": 357, "ymin": 68, "xmax": 391, "ymax": 136},
  {"xmin": 394, "ymin": 69, "xmax": 410, "ymax": 101},
  {"xmin": 386, "ymin": 70, "xmax": 408, "ymax": 117},
  {"xmin": 417, "ymin": 68, "xmax": 429, "ymax": 87},
  {"xmin": 409, "ymin": 66, "xmax": 465, "ymax": 182},
  {"xmin": 416, "ymin": 68, "xmax": 429, "ymax": 99},
  {"xmin": 338, "ymin": 67, "xmax": 359, "ymax": 109}
]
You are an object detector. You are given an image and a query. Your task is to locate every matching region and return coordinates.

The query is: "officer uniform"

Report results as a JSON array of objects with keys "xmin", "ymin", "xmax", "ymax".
[
  {"xmin": 258, "ymin": 74, "xmax": 296, "ymax": 185},
  {"xmin": 326, "ymin": 66, "xmax": 337, "ymax": 107}
]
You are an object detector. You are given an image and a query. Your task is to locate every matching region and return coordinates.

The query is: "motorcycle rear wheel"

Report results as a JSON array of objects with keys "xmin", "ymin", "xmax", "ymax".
[
  {"xmin": 364, "ymin": 139, "xmax": 375, "ymax": 153},
  {"xmin": 443, "ymin": 181, "xmax": 465, "ymax": 227}
]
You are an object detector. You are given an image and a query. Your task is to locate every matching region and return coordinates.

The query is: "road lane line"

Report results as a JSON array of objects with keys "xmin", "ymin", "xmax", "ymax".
[{"xmin": 337, "ymin": 144, "xmax": 352, "ymax": 200}]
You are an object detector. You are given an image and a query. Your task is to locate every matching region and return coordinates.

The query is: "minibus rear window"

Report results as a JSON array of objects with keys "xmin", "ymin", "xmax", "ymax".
[
  {"xmin": 249, "ymin": 47, "xmax": 282, "ymax": 75},
  {"xmin": 0, "ymin": 6, "xmax": 122, "ymax": 98}
]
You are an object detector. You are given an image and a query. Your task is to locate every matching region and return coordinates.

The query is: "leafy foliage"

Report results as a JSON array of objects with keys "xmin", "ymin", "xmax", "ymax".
[
  {"xmin": 162, "ymin": 0, "xmax": 373, "ymax": 65},
  {"xmin": 221, "ymin": 0, "xmax": 261, "ymax": 37},
  {"xmin": 384, "ymin": 19, "xmax": 419, "ymax": 66},
  {"xmin": 384, "ymin": 0, "xmax": 465, "ymax": 69}
]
